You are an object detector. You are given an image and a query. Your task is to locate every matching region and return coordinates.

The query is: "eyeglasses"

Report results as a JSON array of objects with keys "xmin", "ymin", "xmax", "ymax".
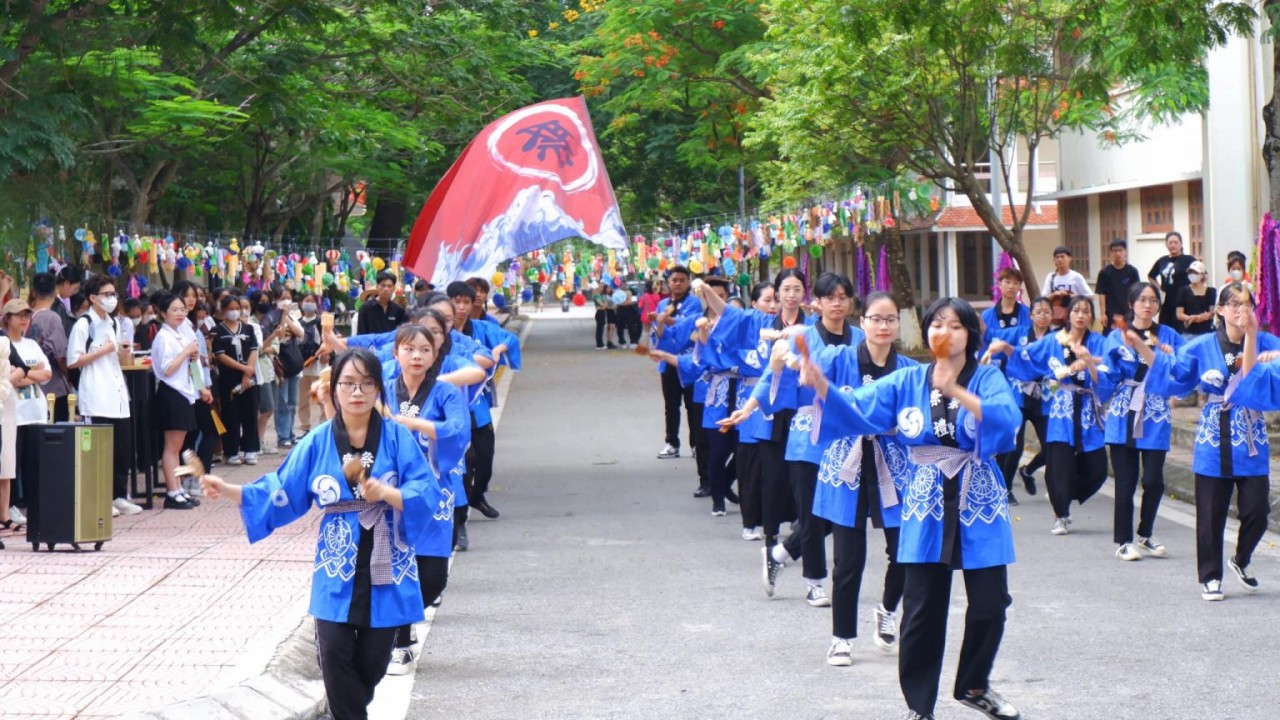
[
  {"xmin": 821, "ymin": 295, "xmax": 852, "ymax": 305},
  {"xmin": 336, "ymin": 381, "xmax": 376, "ymax": 395},
  {"xmin": 864, "ymin": 315, "xmax": 899, "ymax": 327},
  {"xmin": 1135, "ymin": 297, "xmax": 1160, "ymax": 306},
  {"xmin": 1226, "ymin": 301, "xmax": 1255, "ymax": 311}
]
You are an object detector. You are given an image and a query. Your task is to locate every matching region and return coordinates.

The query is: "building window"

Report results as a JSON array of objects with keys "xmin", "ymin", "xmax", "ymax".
[
  {"xmin": 1187, "ymin": 180, "xmax": 1205, "ymax": 261},
  {"xmin": 1062, "ymin": 197, "xmax": 1090, "ymax": 278},
  {"xmin": 1140, "ymin": 185, "xmax": 1174, "ymax": 234},
  {"xmin": 957, "ymin": 231, "xmax": 995, "ymax": 301},
  {"xmin": 1098, "ymin": 191, "xmax": 1127, "ymax": 276}
]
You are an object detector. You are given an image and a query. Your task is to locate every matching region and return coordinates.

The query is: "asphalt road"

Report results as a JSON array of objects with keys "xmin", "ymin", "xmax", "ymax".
[{"xmin": 409, "ymin": 312, "xmax": 1280, "ymax": 720}]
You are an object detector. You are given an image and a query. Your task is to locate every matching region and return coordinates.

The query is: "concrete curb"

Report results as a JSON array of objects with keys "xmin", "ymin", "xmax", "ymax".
[{"xmin": 119, "ymin": 612, "xmax": 326, "ymax": 720}]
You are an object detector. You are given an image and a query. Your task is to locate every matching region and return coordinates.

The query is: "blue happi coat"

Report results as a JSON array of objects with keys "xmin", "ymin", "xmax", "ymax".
[
  {"xmin": 1101, "ymin": 324, "xmax": 1184, "ymax": 450},
  {"xmin": 811, "ymin": 343, "xmax": 918, "ymax": 529},
  {"xmin": 771, "ymin": 324, "xmax": 867, "ymax": 465},
  {"xmin": 708, "ymin": 305, "xmax": 779, "ymax": 443},
  {"xmin": 653, "ymin": 294, "xmax": 703, "ymax": 373},
  {"xmin": 1004, "ymin": 331, "xmax": 1114, "ymax": 452},
  {"xmin": 239, "ymin": 419, "xmax": 441, "ymax": 627},
  {"xmin": 816, "ymin": 363, "xmax": 1018, "ymax": 568},
  {"xmin": 990, "ymin": 324, "xmax": 1054, "ymax": 411},
  {"xmin": 981, "ymin": 303, "xmax": 1032, "ymax": 349},
  {"xmin": 384, "ymin": 375, "xmax": 471, "ymax": 559},
  {"xmin": 1146, "ymin": 329, "xmax": 1280, "ymax": 478}
]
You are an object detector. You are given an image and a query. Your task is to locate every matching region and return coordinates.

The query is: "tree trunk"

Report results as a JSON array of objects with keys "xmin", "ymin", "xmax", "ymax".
[
  {"xmin": 878, "ymin": 226, "xmax": 923, "ymax": 350},
  {"xmin": 1266, "ymin": 2, "xmax": 1280, "ymax": 213},
  {"xmin": 366, "ymin": 192, "xmax": 407, "ymax": 253},
  {"xmin": 957, "ymin": 172, "xmax": 1041, "ymax": 299}
]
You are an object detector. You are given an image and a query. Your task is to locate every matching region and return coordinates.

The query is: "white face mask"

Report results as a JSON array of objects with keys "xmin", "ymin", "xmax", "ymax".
[
  {"xmin": 1188, "ymin": 273, "xmax": 1204, "ymax": 284},
  {"xmin": 225, "ymin": 309, "xmax": 241, "ymax": 321},
  {"xmin": 100, "ymin": 296, "xmax": 118, "ymax": 313},
  {"xmin": 301, "ymin": 302, "xmax": 317, "ymax": 313},
  {"xmin": 1230, "ymin": 269, "xmax": 1244, "ymax": 282},
  {"xmin": 277, "ymin": 299, "xmax": 290, "ymax": 309}
]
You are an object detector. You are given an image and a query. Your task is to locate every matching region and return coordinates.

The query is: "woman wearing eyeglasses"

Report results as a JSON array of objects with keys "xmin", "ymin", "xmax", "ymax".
[
  {"xmin": 201, "ymin": 348, "xmax": 441, "ymax": 720},
  {"xmin": 1143, "ymin": 282, "xmax": 1280, "ymax": 601},
  {"xmin": 1100, "ymin": 282, "xmax": 1183, "ymax": 563}
]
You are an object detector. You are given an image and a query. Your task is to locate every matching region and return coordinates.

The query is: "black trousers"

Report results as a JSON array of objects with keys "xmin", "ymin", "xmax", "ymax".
[
  {"xmin": 832, "ymin": 523, "xmax": 904, "ymax": 639},
  {"xmin": 183, "ymin": 399, "xmax": 217, "ymax": 470},
  {"xmin": 660, "ymin": 365, "xmax": 695, "ymax": 450},
  {"xmin": 758, "ymin": 439, "xmax": 795, "ymax": 541},
  {"xmin": 1043, "ymin": 443, "xmax": 1107, "ymax": 519},
  {"xmin": 1021, "ymin": 413, "xmax": 1048, "ymax": 477},
  {"xmin": 594, "ymin": 309, "xmax": 609, "ymax": 347},
  {"xmin": 736, "ymin": 442, "xmax": 763, "ymax": 528},
  {"xmin": 1109, "ymin": 446, "xmax": 1167, "ymax": 544},
  {"xmin": 394, "ymin": 555, "xmax": 450, "ymax": 648},
  {"xmin": 84, "ymin": 415, "xmax": 133, "ymax": 498},
  {"xmin": 708, "ymin": 423, "xmax": 737, "ymax": 511},
  {"xmin": 314, "ymin": 619, "xmax": 398, "ymax": 720},
  {"xmin": 453, "ymin": 506, "xmax": 468, "ymax": 544},
  {"xmin": 782, "ymin": 460, "xmax": 829, "ymax": 580},
  {"xmin": 466, "ymin": 422, "xmax": 496, "ymax": 504},
  {"xmin": 617, "ymin": 306, "xmax": 642, "ymax": 344},
  {"xmin": 689, "ymin": 402, "xmax": 709, "ymax": 488},
  {"xmin": 217, "ymin": 383, "xmax": 260, "ymax": 457},
  {"xmin": 1195, "ymin": 474, "xmax": 1271, "ymax": 583},
  {"xmin": 899, "ymin": 564, "xmax": 1011, "ymax": 715}
]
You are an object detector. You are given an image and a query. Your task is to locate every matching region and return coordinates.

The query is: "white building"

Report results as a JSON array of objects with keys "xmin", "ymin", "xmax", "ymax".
[{"xmin": 1038, "ymin": 30, "xmax": 1270, "ymax": 286}]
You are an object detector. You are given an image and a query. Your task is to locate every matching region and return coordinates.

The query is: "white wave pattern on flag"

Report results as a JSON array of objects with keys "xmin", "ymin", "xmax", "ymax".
[{"xmin": 431, "ymin": 185, "xmax": 627, "ymax": 285}]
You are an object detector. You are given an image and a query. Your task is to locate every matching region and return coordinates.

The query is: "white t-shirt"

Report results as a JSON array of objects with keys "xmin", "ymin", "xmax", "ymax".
[
  {"xmin": 1043, "ymin": 270, "xmax": 1093, "ymax": 299},
  {"xmin": 151, "ymin": 323, "xmax": 199, "ymax": 403},
  {"xmin": 66, "ymin": 311, "xmax": 130, "ymax": 419},
  {"xmin": 11, "ymin": 337, "xmax": 51, "ymax": 425}
]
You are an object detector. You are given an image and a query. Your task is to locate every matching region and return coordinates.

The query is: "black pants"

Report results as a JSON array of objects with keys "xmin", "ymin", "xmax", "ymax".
[
  {"xmin": 84, "ymin": 416, "xmax": 133, "ymax": 499},
  {"xmin": 1043, "ymin": 443, "xmax": 1107, "ymax": 519},
  {"xmin": 998, "ymin": 410, "xmax": 1045, "ymax": 488},
  {"xmin": 217, "ymin": 383, "xmax": 260, "ymax": 457},
  {"xmin": 594, "ymin": 309, "xmax": 616, "ymax": 347},
  {"xmin": 394, "ymin": 555, "xmax": 450, "ymax": 648},
  {"xmin": 708, "ymin": 422, "xmax": 737, "ymax": 512},
  {"xmin": 1195, "ymin": 474, "xmax": 1270, "ymax": 583},
  {"xmin": 689, "ymin": 402, "xmax": 709, "ymax": 488},
  {"xmin": 736, "ymin": 442, "xmax": 763, "ymax": 529},
  {"xmin": 314, "ymin": 619, "xmax": 398, "ymax": 720},
  {"xmin": 1110, "ymin": 446, "xmax": 1167, "ymax": 544},
  {"xmin": 781, "ymin": 460, "xmax": 829, "ymax": 580},
  {"xmin": 453, "ymin": 506, "xmax": 468, "ymax": 545},
  {"xmin": 899, "ymin": 564, "xmax": 1011, "ymax": 715},
  {"xmin": 660, "ymin": 365, "xmax": 692, "ymax": 449},
  {"xmin": 183, "ymin": 399, "xmax": 217, "ymax": 470},
  {"xmin": 617, "ymin": 306, "xmax": 642, "ymax": 344},
  {"xmin": 758, "ymin": 439, "xmax": 794, "ymax": 541},
  {"xmin": 466, "ymin": 422, "xmax": 496, "ymax": 504},
  {"xmin": 832, "ymin": 523, "xmax": 904, "ymax": 639}
]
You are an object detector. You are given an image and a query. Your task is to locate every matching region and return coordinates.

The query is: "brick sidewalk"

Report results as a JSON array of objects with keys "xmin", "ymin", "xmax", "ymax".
[{"xmin": 0, "ymin": 454, "xmax": 316, "ymax": 719}]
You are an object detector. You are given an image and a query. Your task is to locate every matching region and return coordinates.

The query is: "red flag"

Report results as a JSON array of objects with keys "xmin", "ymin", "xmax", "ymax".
[{"xmin": 405, "ymin": 97, "xmax": 627, "ymax": 286}]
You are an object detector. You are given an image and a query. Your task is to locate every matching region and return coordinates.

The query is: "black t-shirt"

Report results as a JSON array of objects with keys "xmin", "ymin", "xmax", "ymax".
[
  {"xmin": 1176, "ymin": 285, "xmax": 1217, "ymax": 336},
  {"xmin": 1095, "ymin": 264, "xmax": 1140, "ymax": 322},
  {"xmin": 1149, "ymin": 255, "xmax": 1196, "ymax": 328},
  {"xmin": 211, "ymin": 321, "xmax": 258, "ymax": 387},
  {"xmin": 356, "ymin": 299, "xmax": 407, "ymax": 335}
]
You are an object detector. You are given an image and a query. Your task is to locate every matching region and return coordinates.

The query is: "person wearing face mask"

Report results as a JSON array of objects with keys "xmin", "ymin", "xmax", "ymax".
[
  {"xmin": 1175, "ymin": 260, "xmax": 1216, "ymax": 344},
  {"xmin": 1225, "ymin": 251, "xmax": 1251, "ymax": 290},
  {"xmin": 67, "ymin": 275, "xmax": 142, "ymax": 516},
  {"xmin": 271, "ymin": 289, "xmax": 305, "ymax": 448}
]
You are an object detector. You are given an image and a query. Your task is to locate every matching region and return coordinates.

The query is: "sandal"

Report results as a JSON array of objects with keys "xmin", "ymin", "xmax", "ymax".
[{"xmin": 0, "ymin": 519, "xmax": 23, "ymax": 532}]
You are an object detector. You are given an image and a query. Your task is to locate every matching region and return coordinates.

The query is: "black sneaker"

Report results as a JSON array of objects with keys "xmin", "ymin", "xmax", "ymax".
[
  {"xmin": 607, "ymin": 343, "xmax": 619, "ymax": 349},
  {"xmin": 761, "ymin": 545, "xmax": 784, "ymax": 598},
  {"xmin": 957, "ymin": 687, "xmax": 1021, "ymax": 719},
  {"xmin": 693, "ymin": 486, "xmax": 711, "ymax": 498},
  {"xmin": 473, "ymin": 501, "xmax": 500, "ymax": 519},
  {"xmin": 1018, "ymin": 466, "xmax": 1037, "ymax": 495},
  {"xmin": 163, "ymin": 494, "xmax": 197, "ymax": 510},
  {"xmin": 1230, "ymin": 558, "xmax": 1259, "ymax": 592},
  {"xmin": 903, "ymin": 712, "xmax": 935, "ymax": 720}
]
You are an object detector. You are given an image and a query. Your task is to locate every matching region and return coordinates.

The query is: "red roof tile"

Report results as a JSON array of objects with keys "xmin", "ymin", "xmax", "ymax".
[{"xmin": 933, "ymin": 205, "xmax": 1058, "ymax": 229}]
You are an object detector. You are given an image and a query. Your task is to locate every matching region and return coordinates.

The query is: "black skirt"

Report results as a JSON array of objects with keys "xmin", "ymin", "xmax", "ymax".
[{"xmin": 156, "ymin": 381, "xmax": 197, "ymax": 433}]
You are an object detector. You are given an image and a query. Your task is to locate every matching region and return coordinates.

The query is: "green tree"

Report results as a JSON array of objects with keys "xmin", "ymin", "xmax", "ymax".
[{"xmin": 754, "ymin": 0, "xmax": 1255, "ymax": 297}]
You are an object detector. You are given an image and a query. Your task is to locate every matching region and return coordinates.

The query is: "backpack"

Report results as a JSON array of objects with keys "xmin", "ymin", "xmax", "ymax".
[{"xmin": 277, "ymin": 335, "xmax": 304, "ymax": 378}]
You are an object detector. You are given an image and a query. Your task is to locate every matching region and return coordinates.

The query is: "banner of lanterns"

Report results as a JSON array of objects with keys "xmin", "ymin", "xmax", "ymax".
[
  {"xmin": 495, "ymin": 189, "xmax": 936, "ymax": 305},
  {"xmin": 24, "ymin": 225, "xmax": 417, "ymax": 301}
]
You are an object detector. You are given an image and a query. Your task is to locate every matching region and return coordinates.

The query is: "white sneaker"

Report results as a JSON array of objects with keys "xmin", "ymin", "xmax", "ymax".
[
  {"xmin": 112, "ymin": 498, "xmax": 143, "ymax": 516},
  {"xmin": 742, "ymin": 527, "xmax": 764, "ymax": 541},
  {"xmin": 185, "ymin": 477, "xmax": 204, "ymax": 497},
  {"xmin": 8, "ymin": 506, "xmax": 26, "ymax": 525},
  {"xmin": 385, "ymin": 647, "xmax": 414, "ymax": 676},
  {"xmin": 806, "ymin": 585, "xmax": 831, "ymax": 607},
  {"xmin": 1115, "ymin": 543, "xmax": 1141, "ymax": 561},
  {"xmin": 1137, "ymin": 536, "xmax": 1167, "ymax": 558},
  {"xmin": 261, "ymin": 442, "xmax": 279, "ymax": 456},
  {"xmin": 244, "ymin": 453, "xmax": 259, "ymax": 466},
  {"xmin": 224, "ymin": 453, "xmax": 244, "ymax": 466},
  {"xmin": 112, "ymin": 504, "xmax": 121, "ymax": 518},
  {"xmin": 1201, "ymin": 579, "xmax": 1224, "ymax": 601},
  {"xmin": 826, "ymin": 638, "xmax": 853, "ymax": 667},
  {"xmin": 873, "ymin": 604, "xmax": 898, "ymax": 651},
  {"xmin": 1051, "ymin": 518, "xmax": 1068, "ymax": 535}
]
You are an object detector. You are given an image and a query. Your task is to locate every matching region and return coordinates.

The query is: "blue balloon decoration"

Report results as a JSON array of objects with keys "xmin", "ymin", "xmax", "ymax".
[{"xmin": 492, "ymin": 294, "xmax": 508, "ymax": 309}]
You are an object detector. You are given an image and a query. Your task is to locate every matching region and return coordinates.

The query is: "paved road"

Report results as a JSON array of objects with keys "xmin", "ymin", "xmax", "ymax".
[{"xmin": 410, "ymin": 315, "xmax": 1280, "ymax": 720}]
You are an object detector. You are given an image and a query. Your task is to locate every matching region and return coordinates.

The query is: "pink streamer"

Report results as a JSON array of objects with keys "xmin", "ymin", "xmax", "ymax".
[{"xmin": 877, "ymin": 244, "xmax": 892, "ymax": 292}]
